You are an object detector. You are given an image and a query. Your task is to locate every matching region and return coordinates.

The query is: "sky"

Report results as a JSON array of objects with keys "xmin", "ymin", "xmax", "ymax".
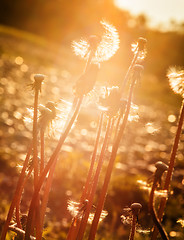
[{"xmin": 114, "ymin": 0, "xmax": 184, "ymax": 29}]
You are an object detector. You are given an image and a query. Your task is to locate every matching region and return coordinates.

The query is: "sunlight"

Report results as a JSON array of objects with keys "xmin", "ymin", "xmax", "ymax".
[
  {"xmin": 114, "ymin": 0, "xmax": 184, "ymax": 29},
  {"xmin": 115, "ymin": 0, "xmax": 141, "ymax": 14}
]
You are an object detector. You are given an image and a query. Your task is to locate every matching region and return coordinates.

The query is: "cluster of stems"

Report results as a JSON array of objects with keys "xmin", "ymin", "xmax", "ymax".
[
  {"xmin": 1, "ymin": 34, "xmax": 149, "ymax": 240},
  {"xmin": 66, "ymin": 38, "xmax": 146, "ymax": 240}
]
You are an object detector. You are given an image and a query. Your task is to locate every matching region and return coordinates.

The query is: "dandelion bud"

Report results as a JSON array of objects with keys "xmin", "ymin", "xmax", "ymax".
[
  {"xmin": 73, "ymin": 64, "xmax": 99, "ymax": 96},
  {"xmin": 155, "ymin": 161, "xmax": 168, "ymax": 183},
  {"xmin": 130, "ymin": 203, "xmax": 142, "ymax": 217},
  {"xmin": 33, "ymin": 74, "xmax": 45, "ymax": 92},
  {"xmin": 137, "ymin": 37, "xmax": 147, "ymax": 51}
]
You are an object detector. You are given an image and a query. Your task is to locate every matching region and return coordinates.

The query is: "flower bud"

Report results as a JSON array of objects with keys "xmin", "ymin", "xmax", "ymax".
[
  {"xmin": 155, "ymin": 161, "xmax": 168, "ymax": 182},
  {"xmin": 33, "ymin": 74, "xmax": 45, "ymax": 92},
  {"xmin": 137, "ymin": 37, "xmax": 147, "ymax": 51},
  {"xmin": 130, "ymin": 203, "xmax": 142, "ymax": 217}
]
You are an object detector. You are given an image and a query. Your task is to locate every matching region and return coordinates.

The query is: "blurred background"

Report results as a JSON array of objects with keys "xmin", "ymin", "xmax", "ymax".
[{"xmin": 0, "ymin": 0, "xmax": 184, "ymax": 239}]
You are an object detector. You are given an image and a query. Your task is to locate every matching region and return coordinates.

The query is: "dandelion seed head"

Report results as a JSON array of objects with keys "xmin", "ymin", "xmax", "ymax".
[
  {"xmin": 167, "ymin": 67, "xmax": 184, "ymax": 97},
  {"xmin": 177, "ymin": 219, "xmax": 184, "ymax": 227},
  {"xmin": 132, "ymin": 38, "xmax": 147, "ymax": 61},
  {"xmin": 67, "ymin": 199, "xmax": 108, "ymax": 223},
  {"xmin": 67, "ymin": 200, "xmax": 80, "ymax": 218},
  {"xmin": 72, "ymin": 38, "xmax": 90, "ymax": 60},
  {"xmin": 128, "ymin": 103, "xmax": 139, "ymax": 122},
  {"xmin": 24, "ymin": 100, "xmax": 72, "ymax": 139},
  {"xmin": 72, "ymin": 20, "xmax": 120, "ymax": 63},
  {"xmin": 88, "ymin": 209, "xmax": 108, "ymax": 224},
  {"xmin": 121, "ymin": 214, "xmax": 133, "ymax": 225}
]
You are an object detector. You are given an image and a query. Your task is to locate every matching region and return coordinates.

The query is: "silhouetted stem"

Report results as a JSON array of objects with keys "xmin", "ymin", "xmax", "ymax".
[
  {"xmin": 25, "ymin": 97, "xmax": 83, "ymax": 240},
  {"xmin": 88, "ymin": 77, "xmax": 136, "ymax": 240},
  {"xmin": 40, "ymin": 128, "xmax": 45, "ymax": 173},
  {"xmin": 149, "ymin": 179, "xmax": 169, "ymax": 240},
  {"xmin": 151, "ymin": 100, "xmax": 184, "ymax": 240},
  {"xmin": 15, "ymin": 165, "xmax": 33, "ymax": 229},
  {"xmin": 66, "ymin": 113, "xmax": 104, "ymax": 240},
  {"xmin": 0, "ymin": 143, "xmax": 32, "ymax": 240},
  {"xmin": 33, "ymin": 87, "xmax": 39, "ymax": 186},
  {"xmin": 76, "ymin": 117, "xmax": 113, "ymax": 240},
  {"xmin": 129, "ymin": 215, "xmax": 136, "ymax": 240},
  {"xmin": 120, "ymin": 50, "xmax": 138, "ymax": 97},
  {"xmin": 37, "ymin": 160, "xmax": 57, "ymax": 240}
]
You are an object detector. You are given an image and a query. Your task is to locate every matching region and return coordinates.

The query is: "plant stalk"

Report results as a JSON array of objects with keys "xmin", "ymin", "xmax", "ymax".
[
  {"xmin": 66, "ymin": 113, "xmax": 104, "ymax": 240},
  {"xmin": 0, "ymin": 143, "xmax": 32, "ymax": 240},
  {"xmin": 76, "ymin": 117, "xmax": 113, "ymax": 240},
  {"xmin": 149, "ymin": 178, "xmax": 169, "ymax": 240},
  {"xmin": 88, "ymin": 76, "xmax": 136, "ymax": 240},
  {"xmin": 151, "ymin": 100, "xmax": 184, "ymax": 240},
  {"xmin": 25, "ymin": 96, "xmax": 83, "ymax": 240},
  {"xmin": 129, "ymin": 215, "xmax": 136, "ymax": 240}
]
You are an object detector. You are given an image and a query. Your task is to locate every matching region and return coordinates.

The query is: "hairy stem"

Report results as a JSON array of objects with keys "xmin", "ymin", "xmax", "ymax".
[{"xmin": 149, "ymin": 179, "xmax": 169, "ymax": 240}]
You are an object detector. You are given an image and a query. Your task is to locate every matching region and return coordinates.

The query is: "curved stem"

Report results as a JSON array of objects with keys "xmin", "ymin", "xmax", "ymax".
[
  {"xmin": 149, "ymin": 179, "xmax": 169, "ymax": 240},
  {"xmin": 1, "ymin": 143, "xmax": 32, "ymax": 240},
  {"xmin": 88, "ymin": 77, "xmax": 136, "ymax": 240},
  {"xmin": 151, "ymin": 100, "xmax": 184, "ymax": 240},
  {"xmin": 25, "ymin": 97, "xmax": 83, "ymax": 240},
  {"xmin": 15, "ymin": 165, "xmax": 34, "ymax": 229}
]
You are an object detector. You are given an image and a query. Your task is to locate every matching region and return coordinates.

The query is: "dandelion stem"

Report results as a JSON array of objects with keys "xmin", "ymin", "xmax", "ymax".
[
  {"xmin": 129, "ymin": 215, "xmax": 136, "ymax": 240},
  {"xmin": 151, "ymin": 100, "xmax": 184, "ymax": 240},
  {"xmin": 15, "ymin": 165, "xmax": 34, "ymax": 229},
  {"xmin": 37, "ymin": 160, "xmax": 57, "ymax": 240},
  {"xmin": 40, "ymin": 128, "xmax": 45, "ymax": 173},
  {"xmin": 88, "ymin": 76, "xmax": 136, "ymax": 240},
  {"xmin": 76, "ymin": 117, "xmax": 113, "ymax": 240},
  {"xmin": 25, "ymin": 96, "xmax": 83, "ymax": 240},
  {"xmin": 81, "ymin": 113, "xmax": 104, "ymax": 202},
  {"xmin": 0, "ymin": 143, "xmax": 32, "ymax": 240},
  {"xmin": 120, "ymin": 50, "xmax": 138, "ymax": 97},
  {"xmin": 149, "ymin": 178, "xmax": 169, "ymax": 240},
  {"xmin": 66, "ymin": 113, "xmax": 104, "ymax": 240}
]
